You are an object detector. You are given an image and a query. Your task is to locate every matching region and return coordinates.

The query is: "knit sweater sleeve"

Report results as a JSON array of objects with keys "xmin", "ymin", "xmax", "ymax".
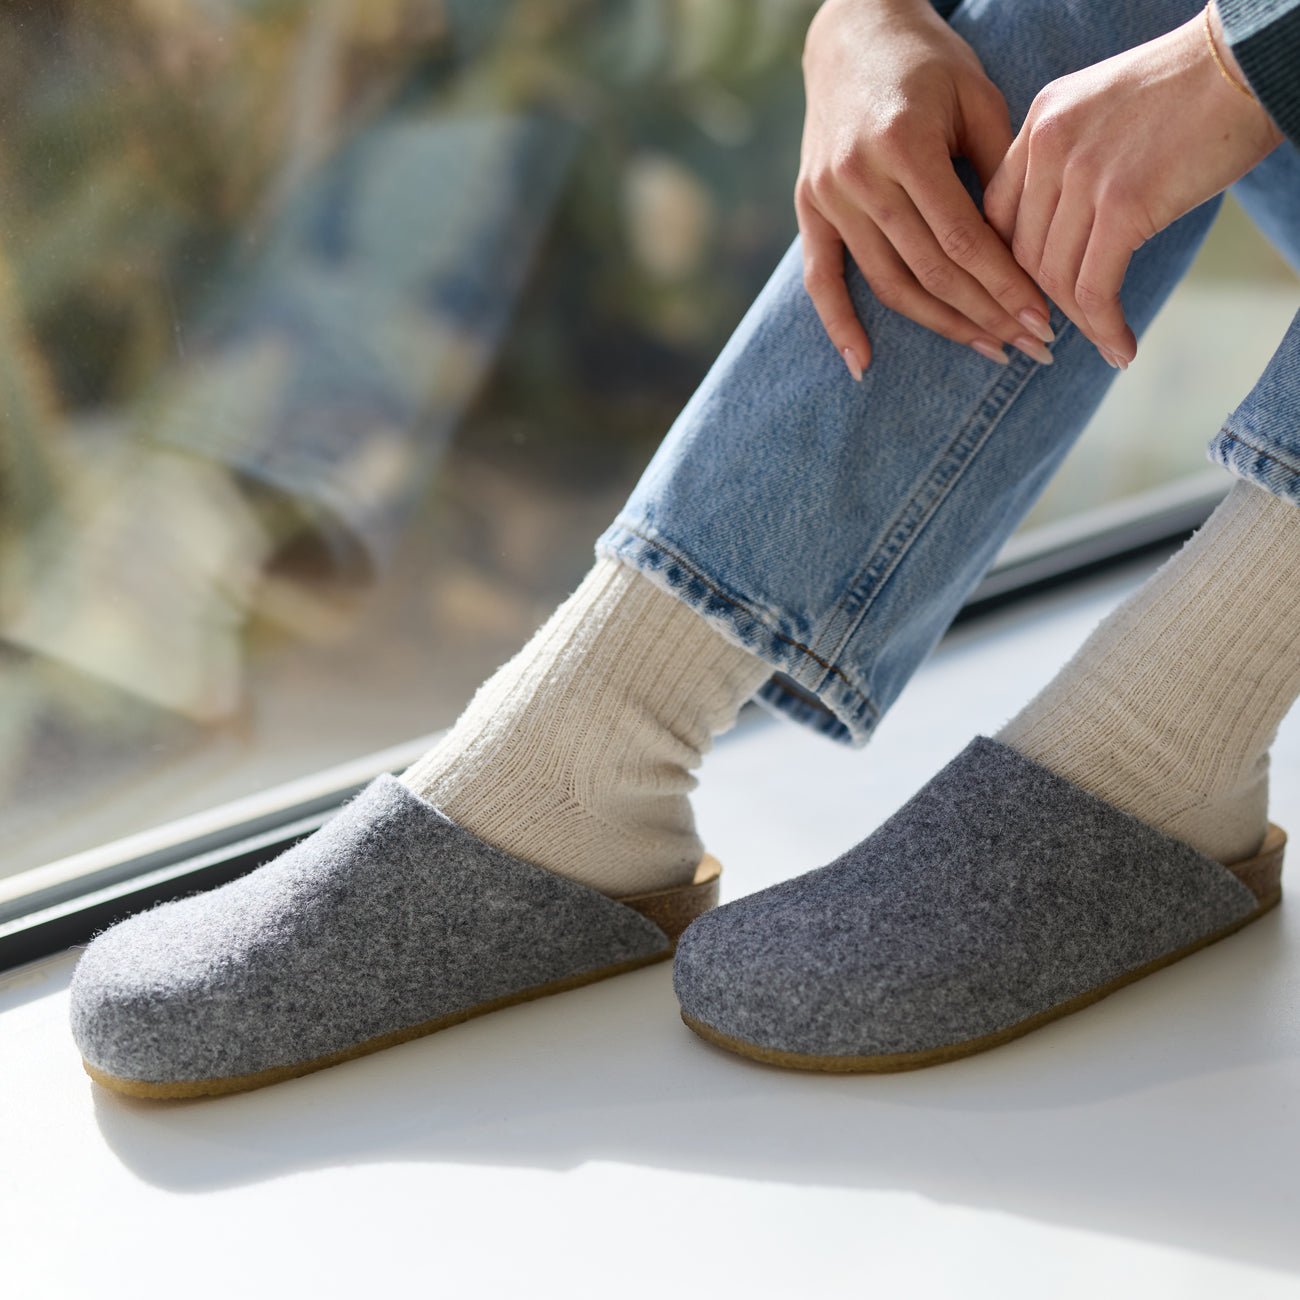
[{"xmin": 1217, "ymin": 0, "xmax": 1300, "ymax": 146}]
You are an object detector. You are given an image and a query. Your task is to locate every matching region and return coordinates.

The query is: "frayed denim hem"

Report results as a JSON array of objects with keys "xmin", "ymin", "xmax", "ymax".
[
  {"xmin": 754, "ymin": 677, "xmax": 856, "ymax": 745},
  {"xmin": 597, "ymin": 519, "xmax": 879, "ymax": 748},
  {"xmin": 1206, "ymin": 423, "xmax": 1300, "ymax": 510}
]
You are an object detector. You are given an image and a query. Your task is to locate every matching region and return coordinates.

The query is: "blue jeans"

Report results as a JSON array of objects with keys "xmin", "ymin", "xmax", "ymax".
[{"xmin": 598, "ymin": 0, "xmax": 1300, "ymax": 747}]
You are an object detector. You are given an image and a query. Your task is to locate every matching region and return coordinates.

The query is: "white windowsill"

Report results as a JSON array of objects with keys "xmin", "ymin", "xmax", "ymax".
[{"xmin": 3, "ymin": 555, "xmax": 1298, "ymax": 1299}]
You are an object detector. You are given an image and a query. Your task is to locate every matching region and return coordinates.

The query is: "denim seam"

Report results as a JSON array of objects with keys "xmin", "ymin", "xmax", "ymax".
[
  {"xmin": 1215, "ymin": 423, "xmax": 1300, "ymax": 478},
  {"xmin": 610, "ymin": 517, "xmax": 881, "ymax": 717},
  {"xmin": 756, "ymin": 677, "xmax": 865, "ymax": 745},
  {"xmin": 809, "ymin": 349, "xmax": 1054, "ymax": 691}
]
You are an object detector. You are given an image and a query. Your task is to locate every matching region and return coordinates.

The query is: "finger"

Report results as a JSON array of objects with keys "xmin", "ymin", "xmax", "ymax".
[
  {"xmin": 1006, "ymin": 154, "xmax": 1060, "ymax": 288},
  {"xmin": 837, "ymin": 216, "xmax": 1012, "ymax": 364},
  {"xmin": 894, "ymin": 156, "xmax": 1054, "ymax": 347},
  {"xmin": 858, "ymin": 179, "xmax": 1053, "ymax": 358},
  {"xmin": 983, "ymin": 121, "xmax": 1030, "ymax": 245},
  {"xmin": 798, "ymin": 201, "xmax": 873, "ymax": 379},
  {"xmin": 1075, "ymin": 216, "xmax": 1138, "ymax": 362},
  {"xmin": 1037, "ymin": 190, "xmax": 1101, "ymax": 352},
  {"xmin": 959, "ymin": 79, "xmax": 1014, "ymax": 194}
]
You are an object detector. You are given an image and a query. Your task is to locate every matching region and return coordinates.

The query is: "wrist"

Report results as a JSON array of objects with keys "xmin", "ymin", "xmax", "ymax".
[
  {"xmin": 809, "ymin": 0, "xmax": 942, "ymax": 39},
  {"xmin": 1203, "ymin": 1, "xmax": 1286, "ymax": 145},
  {"xmin": 805, "ymin": 0, "xmax": 943, "ymax": 70},
  {"xmin": 1207, "ymin": 2, "xmax": 1249, "ymax": 87}
]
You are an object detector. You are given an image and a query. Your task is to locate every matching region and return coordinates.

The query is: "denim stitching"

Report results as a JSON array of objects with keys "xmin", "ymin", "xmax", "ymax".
[
  {"xmin": 611, "ymin": 519, "xmax": 881, "ymax": 716},
  {"xmin": 757, "ymin": 677, "xmax": 869, "ymax": 746},
  {"xmin": 1215, "ymin": 425, "xmax": 1300, "ymax": 479},
  {"xmin": 810, "ymin": 343, "xmax": 1059, "ymax": 691}
]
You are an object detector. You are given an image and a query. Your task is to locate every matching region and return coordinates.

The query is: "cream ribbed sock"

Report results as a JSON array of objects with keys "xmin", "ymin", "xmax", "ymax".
[
  {"xmin": 402, "ymin": 556, "xmax": 769, "ymax": 895},
  {"xmin": 997, "ymin": 479, "xmax": 1300, "ymax": 864}
]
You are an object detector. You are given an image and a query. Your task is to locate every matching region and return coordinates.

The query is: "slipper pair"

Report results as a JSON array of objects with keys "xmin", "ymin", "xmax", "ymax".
[{"xmin": 70, "ymin": 738, "xmax": 1283, "ymax": 1097}]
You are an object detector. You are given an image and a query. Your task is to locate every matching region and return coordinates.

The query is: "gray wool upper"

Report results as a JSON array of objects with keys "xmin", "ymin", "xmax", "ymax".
[
  {"xmin": 71, "ymin": 775, "xmax": 672, "ymax": 1083},
  {"xmin": 674, "ymin": 736, "xmax": 1261, "ymax": 1059}
]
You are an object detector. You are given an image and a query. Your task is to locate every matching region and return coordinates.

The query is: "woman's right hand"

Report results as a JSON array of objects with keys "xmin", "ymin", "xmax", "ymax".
[{"xmin": 798, "ymin": 0, "xmax": 1056, "ymax": 378}]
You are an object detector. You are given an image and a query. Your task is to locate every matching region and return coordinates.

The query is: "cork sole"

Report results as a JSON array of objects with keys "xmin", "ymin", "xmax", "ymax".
[
  {"xmin": 682, "ymin": 825, "xmax": 1286, "ymax": 1075},
  {"xmin": 83, "ymin": 856, "xmax": 722, "ymax": 1101}
]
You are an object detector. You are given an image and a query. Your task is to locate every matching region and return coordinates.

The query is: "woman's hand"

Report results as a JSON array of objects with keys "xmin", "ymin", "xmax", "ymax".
[
  {"xmin": 984, "ymin": 2, "xmax": 1285, "ymax": 369},
  {"xmin": 798, "ymin": 0, "xmax": 1056, "ymax": 379}
]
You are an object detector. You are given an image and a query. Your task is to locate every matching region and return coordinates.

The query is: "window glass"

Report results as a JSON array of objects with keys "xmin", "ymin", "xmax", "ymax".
[
  {"xmin": 1024, "ymin": 199, "xmax": 1298, "ymax": 531},
  {"xmin": 1, "ymin": 0, "xmax": 1295, "ymax": 904}
]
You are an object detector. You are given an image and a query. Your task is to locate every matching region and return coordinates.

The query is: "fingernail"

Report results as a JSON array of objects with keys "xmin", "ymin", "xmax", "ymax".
[
  {"xmin": 1014, "ymin": 335, "xmax": 1054, "ymax": 366},
  {"xmin": 842, "ymin": 346, "xmax": 864, "ymax": 382},
  {"xmin": 971, "ymin": 339, "xmax": 1009, "ymax": 366},
  {"xmin": 1018, "ymin": 309, "xmax": 1055, "ymax": 344},
  {"xmin": 1099, "ymin": 347, "xmax": 1128, "ymax": 371}
]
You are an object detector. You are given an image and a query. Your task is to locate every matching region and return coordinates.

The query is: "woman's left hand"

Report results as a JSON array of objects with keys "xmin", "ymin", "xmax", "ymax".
[{"xmin": 984, "ymin": 2, "xmax": 1284, "ymax": 368}]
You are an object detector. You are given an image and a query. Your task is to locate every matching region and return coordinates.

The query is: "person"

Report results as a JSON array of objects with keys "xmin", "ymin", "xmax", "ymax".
[{"xmin": 68, "ymin": 0, "xmax": 1300, "ymax": 1095}]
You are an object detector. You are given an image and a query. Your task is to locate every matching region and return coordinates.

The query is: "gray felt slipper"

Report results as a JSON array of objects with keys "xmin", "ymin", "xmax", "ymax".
[
  {"xmin": 70, "ymin": 775, "xmax": 720, "ymax": 1099},
  {"xmin": 673, "ymin": 736, "xmax": 1284, "ymax": 1073}
]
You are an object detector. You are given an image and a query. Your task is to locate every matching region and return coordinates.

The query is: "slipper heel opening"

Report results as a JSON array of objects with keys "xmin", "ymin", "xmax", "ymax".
[
  {"xmin": 619, "ymin": 854, "xmax": 722, "ymax": 943},
  {"xmin": 1229, "ymin": 822, "xmax": 1286, "ymax": 907}
]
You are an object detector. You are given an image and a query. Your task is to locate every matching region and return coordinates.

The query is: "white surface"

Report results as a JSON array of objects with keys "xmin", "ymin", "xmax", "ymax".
[{"xmin": 4, "ymin": 561, "xmax": 1300, "ymax": 1299}]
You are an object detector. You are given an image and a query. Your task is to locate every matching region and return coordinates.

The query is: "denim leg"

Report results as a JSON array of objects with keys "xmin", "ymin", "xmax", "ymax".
[
  {"xmin": 1206, "ymin": 311, "xmax": 1300, "ymax": 504},
  {"xmin": 1230, "ymin": 138, "xmax": 1300, "ymax": 274},
  {"xmin": 598, "ymin": 0, "xmax": 1224, "ymax": 746},
  {"xmin": 1206, "ymin": 142, "xmax": 1300, "ymax": 507}
]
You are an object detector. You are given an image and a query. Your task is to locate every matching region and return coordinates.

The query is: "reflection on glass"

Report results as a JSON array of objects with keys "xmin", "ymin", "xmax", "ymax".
[
  {"xmin": 0, "ymin": 0, "xmax": 818, "ymax": 886},
  {"xmin": 0, "ymin": 0, "xmax": 1292, "ymax": 902}
]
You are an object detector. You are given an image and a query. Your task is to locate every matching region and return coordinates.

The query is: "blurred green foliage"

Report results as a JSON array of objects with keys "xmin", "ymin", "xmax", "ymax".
[{"xmin": 0, "ymin": 0, "xmax": 819, "ymax": 518}]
